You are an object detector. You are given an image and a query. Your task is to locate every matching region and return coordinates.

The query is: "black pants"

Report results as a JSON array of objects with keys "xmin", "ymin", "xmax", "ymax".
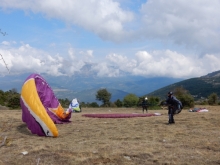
[
  {"xmin": 142, "ymin": 106, "xmax": 148, "ymax": 113},
  {"xmin": 168, "ymin": 107, "xmax": 175, "ymax": 123}
]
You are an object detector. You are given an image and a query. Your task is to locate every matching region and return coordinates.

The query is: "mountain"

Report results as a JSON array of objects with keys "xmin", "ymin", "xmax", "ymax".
[
  {"xmin": 0, "ymin": 72, "xmax": 182, "ymax": 103},
  {"xmin": 54, "ymin": 88, "xmax": 129, "ymax": 103},
  {"xmin": 147, "ymin": 70, "xmax": 220, "ymax": 100}
]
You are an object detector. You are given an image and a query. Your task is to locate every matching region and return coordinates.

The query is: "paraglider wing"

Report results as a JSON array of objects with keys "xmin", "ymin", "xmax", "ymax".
[
  {"xmin": 20, "ymin": 73, "xmax": 71, "ymax": 137},
  {"xmin": 20, "ymin": 74, "xmax": 58, "ymax": 137}
]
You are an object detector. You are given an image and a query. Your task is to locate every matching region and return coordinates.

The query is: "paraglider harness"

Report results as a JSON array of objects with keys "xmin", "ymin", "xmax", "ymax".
[{"xmin": 165, "ymin": 96, "xmax": 183, "ymax": 115}]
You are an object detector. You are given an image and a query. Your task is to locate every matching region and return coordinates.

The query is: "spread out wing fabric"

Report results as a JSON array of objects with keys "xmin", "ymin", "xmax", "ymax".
[{"xmin": 20, "ymin": 73, "xmax": 71, "ymax": 137}]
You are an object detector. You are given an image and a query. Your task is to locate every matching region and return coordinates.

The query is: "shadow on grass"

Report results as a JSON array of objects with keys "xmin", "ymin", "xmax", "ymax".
[{"xmin": 17, "ymin": 124, "xmax": 34, "ymax": 136}]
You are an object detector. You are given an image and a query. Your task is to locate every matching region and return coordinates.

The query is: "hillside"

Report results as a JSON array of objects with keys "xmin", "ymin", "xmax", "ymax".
[{"xmin": 147, "ymin": 70, "xmax": 220, "ymax": 100}]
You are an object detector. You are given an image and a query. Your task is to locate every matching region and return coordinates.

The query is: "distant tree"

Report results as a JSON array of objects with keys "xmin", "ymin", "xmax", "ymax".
[
  {"xmin": 89, "ymin": 102, "xmax": 99, "ymax": 107},
  {"xmin": 58, "ymin": 98, "xmax": 70, "ymax": 108},
  {"xmin": 0, "ymin": 90, "xmax": 5, "ymax": 105},
  {"xmin": 123, "ymin": 93, "xmax": 139, "ymax": 107},
  {"xmin": 110, "ymin": 102, "xmax": 117, "ymax": 107},
  {"xmin": 11, "ymin": 88, "xmax": 17, "ymax": 94},
  {"xmin": 0, "ymin": 89, "xmax": 21, "ymax": 109},
  {"xmin": 137, "ymin": 96, "xmax": 160, "ymax": 110},
  {"xmin": 80, "ymin": 102, "xmax": 87, "ymax": 107},
  {"xmin": 148, "ymin": 96, "xmax": 160, "ymax": 106},
  {"xmin": 114, "ymin": 99, "xmax": 123, "ymax": 107},
  {"xmin": 7, "ymin": 95, "xmax": 20, "ymax": 109},
  {"xmin": 96, "ymin": 88, "xmax": 111, "ymax": 107},
  {"xmin": 208, "ymin": 93, "xmax": 218, "ymax": 105},
  {"xmin": 174, "ymin": 87, "xmax": 194, "ymax": 108}
]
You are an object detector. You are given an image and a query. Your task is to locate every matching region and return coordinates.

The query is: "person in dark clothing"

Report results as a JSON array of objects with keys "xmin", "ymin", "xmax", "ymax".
[
  {"xmin": 164, "ymin": 91, "xmax": 182, "ymax": 124},
  {"xmin": 142, "ymin": 97, "xmax": 148, "ymax": 113}
]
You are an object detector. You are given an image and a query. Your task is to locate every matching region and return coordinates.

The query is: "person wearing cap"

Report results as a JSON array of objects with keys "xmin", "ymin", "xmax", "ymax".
[
  {"xmin": 164, "ymin": 91, "xmax": 182, "ymax": 124},
  {"xmin": 141, "ymin": 97, "xmax": 149, "ymax": 113}
]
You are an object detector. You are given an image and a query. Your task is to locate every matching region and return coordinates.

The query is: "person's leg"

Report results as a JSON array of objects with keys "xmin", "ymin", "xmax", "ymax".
[
  {"xmin": 168, "ymin": 108, "xmax": 171, "ymax": 123},
  {"xmin": 170, "ymin": 108, "xmax": 175, "ymax": 123},
  {"xmin": 168, "ymin": 114, "xmax": 172, "ymax": 123}
]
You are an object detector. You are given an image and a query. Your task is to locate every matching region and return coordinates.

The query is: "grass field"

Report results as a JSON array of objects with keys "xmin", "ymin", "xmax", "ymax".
[{"xmin": 0, "ymin": 106, "xmax": 220, "ymax": 165}]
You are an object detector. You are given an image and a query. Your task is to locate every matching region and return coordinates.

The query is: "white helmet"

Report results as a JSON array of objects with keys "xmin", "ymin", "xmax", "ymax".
[{"xmin": 145, "ymin": 97, "xmax": 148, "ymax": 100}]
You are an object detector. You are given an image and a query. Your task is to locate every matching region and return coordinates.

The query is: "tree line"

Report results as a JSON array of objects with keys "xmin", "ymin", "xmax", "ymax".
[
  {"xmin": 0, "ymin": 87, "xmax": 219, "ymax": 109},
  {"xmin": 0, "ymin": 89, "xmax": 20, "ymax": 109}
]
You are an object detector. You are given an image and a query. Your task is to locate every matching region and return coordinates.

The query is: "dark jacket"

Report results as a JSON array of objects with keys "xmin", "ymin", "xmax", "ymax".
[
  {"xmin": 142, "ymin": 100, "xmax": 148, "ymax": 107},
  {"xmin": 165, "ymin": 96, "xmax": 182, "ymax": 114}
]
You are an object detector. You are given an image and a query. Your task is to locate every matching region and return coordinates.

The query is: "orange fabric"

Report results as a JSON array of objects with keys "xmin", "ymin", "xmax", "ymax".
[{"xmin": 52, "ymin": 104, "xmax": 70, "ymax": 119}]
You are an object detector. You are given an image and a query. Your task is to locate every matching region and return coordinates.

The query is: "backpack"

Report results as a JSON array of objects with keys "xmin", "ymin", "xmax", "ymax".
[{"xmin": 172, "ymin": 96, "xmax": 183, "ymax": 114}]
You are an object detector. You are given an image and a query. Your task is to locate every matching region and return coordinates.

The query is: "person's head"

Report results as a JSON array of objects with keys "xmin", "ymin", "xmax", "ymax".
[
  {"xmin": 145, "ymin": 97, "xmax": 148, "ymax": 100},
  {"xmin": 167, "ymin": 91, "xmax": 173, "ymax": 97}
]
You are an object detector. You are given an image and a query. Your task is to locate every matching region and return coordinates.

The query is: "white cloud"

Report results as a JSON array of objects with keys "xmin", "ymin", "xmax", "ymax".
[
  {"xmin": 1, "ymin": 42, "xmax": 220, "ymax": 78},
  {"xmin": 0, "ymin": 43, "xmax": 86, "ymax": 76},
  {"xmin": 106, "ymin": 53, "xmax": 136, "ymax": 73},
  {"xmin": 1, "ymin": 0, "xmax": 220, "ymax": 53},
  {"xmin": 1, "ymin": 0, "xmax": 220, "ymax": 78},
  {"xmin": 91, "ymin": 62, "xmax": 120, "ymax": 77},
  {"xmin": 0, "ymin": 0, "xmax": 134, "ymax": 42},
  {"xmin": 140, "ymin": 0, "xmax": 220, "ymax": 53},
  {"xmin": 1, "ymin": 41, "xmax": 10, "ymax": 46},
  {"xmin": 104, "ymin": 50, "xmax": 220, "ymax": 78}
]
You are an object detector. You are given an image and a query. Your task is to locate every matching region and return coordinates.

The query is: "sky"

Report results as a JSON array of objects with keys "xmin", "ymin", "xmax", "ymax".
[{"xmin": 0, "ymin": 0, "xmax": 220, "ymax": 79}]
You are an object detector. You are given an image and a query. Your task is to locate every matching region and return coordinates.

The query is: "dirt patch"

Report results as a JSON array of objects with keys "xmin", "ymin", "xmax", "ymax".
[{"xmin": 0, "ymin": 106, "xmax": 220, "ymax": 165}]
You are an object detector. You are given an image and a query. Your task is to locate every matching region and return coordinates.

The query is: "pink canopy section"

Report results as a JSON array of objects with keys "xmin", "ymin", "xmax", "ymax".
[{"xmin": 82, "ymin": 113, "xmax": 161, "ymax": 118}]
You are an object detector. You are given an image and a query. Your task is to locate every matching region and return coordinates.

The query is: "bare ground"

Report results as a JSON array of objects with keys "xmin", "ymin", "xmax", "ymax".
[{"xmin": 0, "ymin": 106, "xmax": 220, "ymax": 165}]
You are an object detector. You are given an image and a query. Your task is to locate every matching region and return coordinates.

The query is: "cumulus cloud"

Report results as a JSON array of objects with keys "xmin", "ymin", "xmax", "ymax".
[
  {"xmin": 0, "ymin": 0, "xmax": 134, "ymax": 42},
  {"xmin": 0, "ymin": 42, "xmax": 91, "ymax": 76},
  {"xmin": 91, "ymin": 62, "xmax": 120, "ymax": 77},
  {"xmin": 1, "ymin": 0, "xmax": 220, "ymax": 78},
  {"xmin": 1, "ymin": 42, "xmax": 220, "ymax": 78},
  {"xmin": 140, "ymin": 0, "xmax": 220, "ymax": 53},
  {"xmin": 1, "ymin": 0, "xmax": 220, "ymax": 51},
  {"xmin": 103, "ymin": 50, "xmax": 220, "ymax": 78},
  {"xmin": 1, "ymin": 41, "xmax": 10, "ymax": 46}
]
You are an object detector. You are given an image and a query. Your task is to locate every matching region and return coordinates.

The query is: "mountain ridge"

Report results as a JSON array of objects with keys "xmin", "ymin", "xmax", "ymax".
[
  {"xmin": 147, "ymin": 70, "xmax": 220, "ymax": 100},
  {"xmin": 0, "ymin": 72, "xmax": 182, "ymax": 102}
]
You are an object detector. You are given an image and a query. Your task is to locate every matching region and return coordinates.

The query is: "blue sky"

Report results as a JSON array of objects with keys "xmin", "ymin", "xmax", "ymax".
[{"xmin": 1, "ymin": 0, "xmax": 220, "ymax": 78}]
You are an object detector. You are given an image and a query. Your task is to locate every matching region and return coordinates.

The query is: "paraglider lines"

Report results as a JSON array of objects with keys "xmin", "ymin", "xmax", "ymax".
[{"xmin": 0, "ymin": 53, "xmax": 10, "ymax": 73}]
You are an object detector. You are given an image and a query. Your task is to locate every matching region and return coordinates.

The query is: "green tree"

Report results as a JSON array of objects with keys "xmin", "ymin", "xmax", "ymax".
[
  {"xmin": 96, "ymin": 88, "xmax": 111, "ymax": 107},
  {"xmin": 80, "ymin": 102, "xmax": 87, "ymax": 107},
  {"xmin": 148, "ymin": 96, "xmax": 160, "ymax": 106},
  {"xmin": 208, "ymin": 93, "xmax": 218, "ymax": 105},
  {"xmin": 174, "ymin": 87, "xmax": 194, "ymax": 108},
  {"xmin": 0, "ymin": 90, "xmax": 5, "ymax": 105},
  {"xmin": 89, "ymin": 102, "xmax": 100, "ymax": 107},
  {"xmin": 114, "ymin": 99, "xmax": 123, "ymax": 107},
  {"xmin": 58, "ymin": 98, "xmax": 70, "ymax": 108},
  {"xmin": 123, "ymin": 93, "xmax": 139, "ymax": 107},
  {"xmin": 7, "ymin": 95, "xmax": 20, "ymax": 109}
]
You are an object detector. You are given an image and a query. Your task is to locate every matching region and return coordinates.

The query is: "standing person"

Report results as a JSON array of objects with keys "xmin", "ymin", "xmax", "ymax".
[
  {"xmin": 142, "ymin": 97, "xmax": 148, "ymax": 113},
  {"xmin": 164, "ymin": 91, "xmax": 182, "ymax": 124}
]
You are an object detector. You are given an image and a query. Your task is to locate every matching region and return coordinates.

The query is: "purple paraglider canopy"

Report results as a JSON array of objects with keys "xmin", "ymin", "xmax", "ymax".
[{"xmin": 20, "ymin": 73, "xmax": 71, "ymax": 137}]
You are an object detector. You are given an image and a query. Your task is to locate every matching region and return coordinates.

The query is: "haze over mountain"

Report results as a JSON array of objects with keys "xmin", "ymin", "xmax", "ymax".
[
  {"xmin": 1, "ymin": 70, "xmax": 220, "ymax": 103},
  {"xmin": 0, "ymin": 69, "xmax": 182, "ymax": 103}
]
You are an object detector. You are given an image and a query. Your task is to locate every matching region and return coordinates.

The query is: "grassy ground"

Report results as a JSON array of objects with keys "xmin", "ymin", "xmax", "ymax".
[{"xmin": 0, "ymin": 106, "xmax": 220, "ymax": 165}]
